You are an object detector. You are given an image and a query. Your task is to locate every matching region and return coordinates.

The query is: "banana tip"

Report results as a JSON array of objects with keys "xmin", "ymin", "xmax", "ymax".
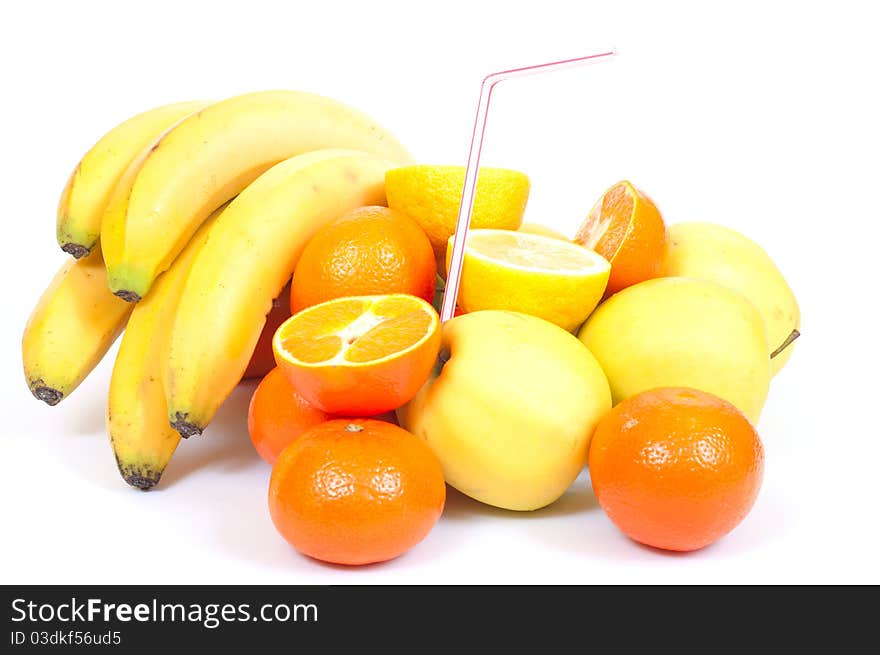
[
  {"xmin": 113, "ymin": 290, "xmax": 142, "ymax": 303},
  {"xmin": 119, "ymin": 466, "xmax": 162, "ymax": 491},
  {"xmin": 30, "ymin": 382, "xmax": 62, "ymax": 406},
  {"xmin": 170, "ymin": 413, "xmax": 203, "ymax": 439},
  {"xmin": 60, "ymin": 243, "xmax": 90, "ymax": 259},
  {"xmin": 124, "ymin": 474, "xmax": 160, "ymax": 491}
]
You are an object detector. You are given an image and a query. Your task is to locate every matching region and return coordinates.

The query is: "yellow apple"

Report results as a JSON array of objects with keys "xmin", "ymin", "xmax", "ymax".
[
  {"xmin": 398, "ymin": 310, "xmax": 611, "ymax": 511},
  {"xmin": 661, "ymin": 221, "xmax": 800, "ymax": 376},
  {"xmin": 578, "ymin": 277, "xmax": 770, "ymax": 424}
]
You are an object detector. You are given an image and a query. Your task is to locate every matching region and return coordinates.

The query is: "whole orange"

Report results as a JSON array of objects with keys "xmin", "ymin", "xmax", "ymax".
[
  {"xmin": 290, "ymin": 206, "xmax": 436, "ymax": 313},
  {"xmin": 268, "ymin": 419, "xmax": 446, "ymax": 565},
  {"xmin": 247, "ymin": 367, "xmax": 331, "ymax": 464},
  {"xmin": 243, "ymin": 281, "xmax": 292, "ymax": 380},
  {"xmin": 588, "ymin": 387, "xmax": 764, "ymax": 552}
]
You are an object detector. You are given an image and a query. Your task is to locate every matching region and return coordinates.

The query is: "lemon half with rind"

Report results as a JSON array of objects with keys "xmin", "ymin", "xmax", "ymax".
[
  {"xmin": 518, "ymin": 222, "xmax": 569, "ymax": 241},
  {"xmin": 386, "ymin": 165, "xmax": 529, "ymax": 272},
  {"xmin": 447, "ymin": 229, "xmax": 610, "ymax": 332}
]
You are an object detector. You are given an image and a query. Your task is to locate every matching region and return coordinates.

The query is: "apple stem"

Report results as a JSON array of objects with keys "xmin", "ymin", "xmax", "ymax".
[
  {"xmin": 770, "ymin": 329, "xmax": 800, "ymax": 359},
  {"xmin": 432, "ymin": 349, "xmax": 451, "ymax": 377}
]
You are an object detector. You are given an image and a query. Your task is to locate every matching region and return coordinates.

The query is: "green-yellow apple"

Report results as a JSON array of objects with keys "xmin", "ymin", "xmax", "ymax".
[
  {"xmin": 578, "ymin": 277, "xmax": 770, "ymax": 423},
  {"xmin": 399, "ymin": 310, "xmax": 611, "ymax": 511}
]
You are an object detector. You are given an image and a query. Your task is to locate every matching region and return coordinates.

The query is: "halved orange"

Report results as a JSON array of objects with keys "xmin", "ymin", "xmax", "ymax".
[
  {"xmin": 574, "ymin": 180, "xmax": 667, "ymax": 295},
  {"xmin": 273, "ymin": 294, "xmax": 441, "ymax": 415}
]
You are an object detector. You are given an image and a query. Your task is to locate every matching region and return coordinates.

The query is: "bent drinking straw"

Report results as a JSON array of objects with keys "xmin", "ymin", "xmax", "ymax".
[{"xmin": 440, "ymin": 50, "xmax": 618, "ymax": 323}]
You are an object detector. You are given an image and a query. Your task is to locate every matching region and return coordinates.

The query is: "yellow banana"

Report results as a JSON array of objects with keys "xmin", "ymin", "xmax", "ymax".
[
  {"xmin": 22, "ymin": 249, "xmax": 132, "ymax": 405},
  {"xmin": 104, "ymin": 90, "xmax": 412, "ymax": 301},
  {"xmin": 165, "ymin": 149, "xmax": 393, "ymax": 437},
  {"xmin": 107, "ymin": 209, "xmax": 221, "ymax": 490},
  {"xmin": 56, "ymin": 100, "xmax": 209, "ymax": 258},
  {"xmin": 100, "ymin": 120, "xmax": 185, "ymax": 289}
]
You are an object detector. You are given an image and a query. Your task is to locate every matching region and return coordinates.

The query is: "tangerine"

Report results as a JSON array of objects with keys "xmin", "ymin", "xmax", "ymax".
[
  {"xmin": 247, "ymin": 367, "xmax": 331, "ymax": 464},
  {"xmin": 268, "ymin": 418, "xmax": 446, "ymax": 565},
  {"xmin": 574, "ymin": 180, "xmax": 667, "ymax": 295},
  {"xmin": 273, "ymin": 294, "xmax": 440, "ymax": 415},
  {"xmin": 290, "ymin": 206, "xmax": 435, "ymax": 313},
  {"xmin": 588, "ymin": 387, "xmax": 764, "ymax": 552}
]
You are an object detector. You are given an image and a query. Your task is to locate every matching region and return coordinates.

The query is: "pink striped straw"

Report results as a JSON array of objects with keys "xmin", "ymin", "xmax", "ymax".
[{"xmin": 440, "ymin": 50, "xmax": 618, "ymax": 322}]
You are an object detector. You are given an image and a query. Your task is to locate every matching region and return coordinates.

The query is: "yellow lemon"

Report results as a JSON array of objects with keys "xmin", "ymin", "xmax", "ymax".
[
  {"xmin": 385, "ymin": 165, "xmax": 529, "ymax": 271},
  {"xmin": 518, "ymin": 222, "xmax": 569, "ymax": 241},
  {"xmin": 446, "ymin": 229, "xmax": 610, "ymax": 332}
]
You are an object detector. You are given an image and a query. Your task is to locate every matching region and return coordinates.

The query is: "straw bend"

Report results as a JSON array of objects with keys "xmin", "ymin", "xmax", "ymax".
[{"xmin": 440, "ymin": 50, "xmax": 617, "ymax": 322}]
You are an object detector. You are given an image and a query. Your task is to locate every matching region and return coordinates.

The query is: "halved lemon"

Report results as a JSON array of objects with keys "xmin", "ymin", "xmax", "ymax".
[
  {"xmin": 518, "ymin": 222, "xmax": 569, "ymax": 241},
  {"xmin": 446, "ymin": 229, "xmax": 611, "ymax": 332},
  {"xmin": 385, "ymin": 165, "xmax": 530, "ymax": 274},
  {"xmin": 272, "ymin": 294, "xmax": 440, "ymax": 415}
]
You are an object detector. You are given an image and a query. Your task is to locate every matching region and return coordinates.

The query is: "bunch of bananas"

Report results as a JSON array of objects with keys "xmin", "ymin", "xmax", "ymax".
[{"xmin": 22, "ymin": 90, "xmax": 411, "ymax": 490}]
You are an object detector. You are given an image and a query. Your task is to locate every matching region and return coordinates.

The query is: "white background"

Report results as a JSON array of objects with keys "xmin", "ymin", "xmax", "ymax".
[{"xmin": 1, "ymin": 0, "xmax": 878, "ymax": 584}]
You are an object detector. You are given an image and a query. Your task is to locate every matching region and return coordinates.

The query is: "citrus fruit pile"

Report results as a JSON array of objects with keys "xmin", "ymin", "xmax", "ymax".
[
  {"xmin": 23, "ymin": 93, "xmax": 799, "ymax": 565},
  {"xmin": 246, "ymin": 168, "xmax": 798, "ymax": 563}
]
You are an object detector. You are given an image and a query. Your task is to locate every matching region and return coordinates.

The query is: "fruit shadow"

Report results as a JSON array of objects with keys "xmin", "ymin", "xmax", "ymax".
[
  {"xmin": 513, "ymin": 481, "xmax": 785, "ymax": 563},
  {"xmin": 440, "ymin": 472, "xmax": 699, "ymax": 563},
  {"xmin": 254, "ymin": 509, "xmax": 477, "ymax": 577},
  {"xmin": 151, "ymin": 382, "xmax": 286, "ymax": 571},
  {"xmin": 441, "ymin": 471, "xmax": 602, "ymax": 522},
  {"xmin": 45, "ymin": 360, "xmax": 114, "ymax": 438},
  {"xmin": 160, "ymin": 381, "xmax": 263, "ymax": 486}
]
